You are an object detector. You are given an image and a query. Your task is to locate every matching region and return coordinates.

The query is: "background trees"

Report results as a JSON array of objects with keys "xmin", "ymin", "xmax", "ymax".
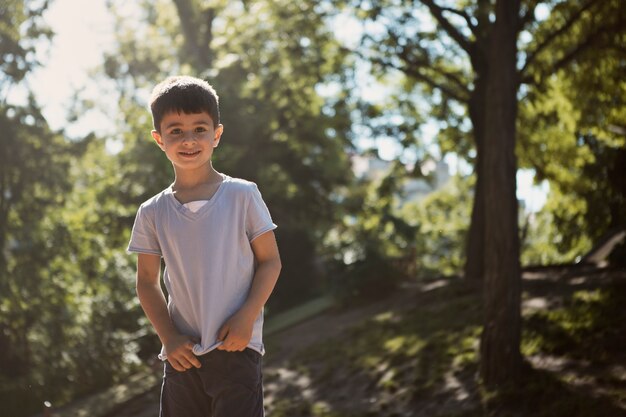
[
  {"xmin": 344, "ymin": 0, "xmax": 625, "ymax": 278},
  {"xmin": 0, "ymin": 0, "xmax": 78, "ymax": 411},
  {"xmin": 0, "ymin": 3, "xmax": 144, "ymax": 414},
  {"xmin": 338, "ymin": 0, "xmax": 626, "ymax": 387}
]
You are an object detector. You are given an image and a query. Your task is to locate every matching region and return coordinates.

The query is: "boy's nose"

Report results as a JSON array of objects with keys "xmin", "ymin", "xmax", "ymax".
[{"xmin": 181, "ymin": 132, "xmax": 198, "ymax": 142}]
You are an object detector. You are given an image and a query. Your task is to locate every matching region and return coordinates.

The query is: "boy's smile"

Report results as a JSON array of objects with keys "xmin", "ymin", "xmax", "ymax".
[{"xmin": 152, "ymin": 111, "xmax": 223, "ymax": 172}]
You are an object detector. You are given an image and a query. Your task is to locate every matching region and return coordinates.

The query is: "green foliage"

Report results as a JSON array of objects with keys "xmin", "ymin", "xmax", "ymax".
[
  {"xmin": 518, "ymin": 65, "xmax": 626, "ymax": 258},
  {"xmin": 518, "ymin": 0, "xmax": 626, "ymax": 258},
  {"xmin": 0, "ymin": 100, "xmax": 89, "ymax": 416},
  {"xmin": 0, "ymin": 0, "xmax": 53, "ymax": 87},
  {"xmin": 520, "ymin": 208, "xmax": 587, "ymax": 265},
  {"xmin": 400, "ymin": 174, "xmax": 472, "ymax": 277},
  {"xmin": 0, "ymin": 130, "xmax": 146, "ymax": 415},
  {"xmin": 324, "ymin": 162, "xmax": 420, "ymax": 301},
  {"xmin": 325, "ymin": 167, "xmax": 471, "ymax": 301},
  {"xmin": 339, "ymin": 0, "xmax": 626, "ymax": 267},
  {"xmin": 0, "ymin": 4, "xmax": 149, "ymax": 413},
  {"xmin": 0, "ymin": 3, "xmax": 99, "ymax": 415}
]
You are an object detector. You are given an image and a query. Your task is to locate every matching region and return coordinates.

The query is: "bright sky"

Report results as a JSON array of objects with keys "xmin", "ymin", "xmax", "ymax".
[
  {"xmin": 22, "ymin": 0, "xmax": 548, "ymax": 212},
  {"xmin": 24, "ymin": 0, "xmax": 116, "ymax": 137}
]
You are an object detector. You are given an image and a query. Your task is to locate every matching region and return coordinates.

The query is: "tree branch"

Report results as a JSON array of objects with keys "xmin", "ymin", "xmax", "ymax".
[
  {"xmin": 398, "ymin": 46, "xmax": 470, "ymax": 98},
  {"xmin": 521, "ymin": 0, "xmax": 602, "ymax": 77},
  {"xmin": 439, "ymin": 6, "xmax": 479, "ymax": 37},
  {"xmin": 372, "ymin": 54, "xmax": 470, "ymax": 103},
  {"xmin": 520, "ymin": 19, "xmax": 625, "ymax": 85},
  {"xmin": 420, "ymin": 0, "xmax": 473, "ymax": 55},
  {"xmin": 382, "ymin": 28, "xmax": 471, "ymax": 96}
]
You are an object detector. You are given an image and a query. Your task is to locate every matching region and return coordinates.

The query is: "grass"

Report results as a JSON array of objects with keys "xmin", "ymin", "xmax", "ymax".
[
  {"xmin": 267, "ymin": 281, "xmax": 484, "ymax": 417},
  {"xmin": 265, "ymin": 295, "xmax": 335, "ymax": 336},
  {"xmin": 266, "ymin": 272, "xmax": 626, "ymax": 417},
  {"xmin": 523, "ymin": 284, "xmax": 625, "ymax": 361}
]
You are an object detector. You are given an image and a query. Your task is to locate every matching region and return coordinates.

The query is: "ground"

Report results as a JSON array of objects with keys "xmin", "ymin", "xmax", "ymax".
[{"xmin": 105, "ymin": 265, "xmax": 626, "ymax": 417}]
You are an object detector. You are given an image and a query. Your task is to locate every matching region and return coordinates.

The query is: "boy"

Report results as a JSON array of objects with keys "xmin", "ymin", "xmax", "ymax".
[{"xmin": 127, "ymin": 75, "xmax": 281, "ymax": 417}]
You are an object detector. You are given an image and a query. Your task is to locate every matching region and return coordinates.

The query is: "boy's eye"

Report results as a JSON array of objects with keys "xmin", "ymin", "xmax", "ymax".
[
  {"xmin": 170, "ymin": 128, "xmax": 183, "ymax": 135},
  {"xmin": 195, "ymin": 127, "xmax": 207, "ymax": 133}
]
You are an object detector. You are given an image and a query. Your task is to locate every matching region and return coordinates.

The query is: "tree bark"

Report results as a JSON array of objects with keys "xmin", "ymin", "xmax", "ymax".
[
  {"xmin": 464, "ymin": 74, "xmax": 487, "ymax": 284},
  {"xmin": 171, "ymin": 0, "xmax": 214, "ymax": 70},
  {"xmin": 479, "ymin": 0, "xmax": 523, "ymax": 387},
  {"xmin": 463, "ymin": 0, "xmax": 490, "ymax": 285}
]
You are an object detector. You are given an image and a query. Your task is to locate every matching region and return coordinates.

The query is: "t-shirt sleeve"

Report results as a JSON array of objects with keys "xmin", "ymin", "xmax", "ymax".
[
  {"xmin": 246, "ymin": 184, "xmax": 277, "ymax": 242},
  {"xmin": 127, "ymin": 204, "xmax": 162, "ymax": 256}
]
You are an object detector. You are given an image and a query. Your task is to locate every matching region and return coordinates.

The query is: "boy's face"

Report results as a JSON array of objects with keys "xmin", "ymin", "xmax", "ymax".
[{"xmin": 151, "ymin": 111, "xmax": 223, "ymax": 173}]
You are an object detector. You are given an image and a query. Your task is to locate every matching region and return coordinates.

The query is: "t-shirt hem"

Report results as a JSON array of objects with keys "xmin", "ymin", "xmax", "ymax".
[
  {"xmin": 158, "ymin": 343, "xmax": 265, "ymax": 361},
  {"xmin": 127, "ymin": 246, "xmax": 162, "ymax": 256},
  {"xmin": 249, "ymin": 224, "xmax": 277, "ymax": 242}
]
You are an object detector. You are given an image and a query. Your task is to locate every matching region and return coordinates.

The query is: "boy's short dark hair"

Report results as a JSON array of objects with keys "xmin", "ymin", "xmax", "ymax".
[{"xmin": 150, "ymin": 75, "xmax": 220, "ymax": 132}]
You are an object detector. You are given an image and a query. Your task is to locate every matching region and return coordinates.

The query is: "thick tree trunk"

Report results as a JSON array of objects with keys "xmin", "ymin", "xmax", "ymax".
[
  {"xmin": 464, "ymin": 74, "xmax": 488, "ymax": 284},
  {"xmin": 463, "ymin": 0, "xmax": 490, "ymax": 286},
  {"xmin": 479, "ymin": 0, "xmax": 523, "ymax": 387}
]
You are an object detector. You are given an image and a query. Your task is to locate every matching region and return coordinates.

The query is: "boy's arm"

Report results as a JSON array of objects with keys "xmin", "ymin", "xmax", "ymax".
[
  {"xmin": 217, "ymin": 230, "xmax": 281, "ymax": 351},
  {"xmin": 136, "ymin": 253, "xmax": 201, "ymax": 371}
]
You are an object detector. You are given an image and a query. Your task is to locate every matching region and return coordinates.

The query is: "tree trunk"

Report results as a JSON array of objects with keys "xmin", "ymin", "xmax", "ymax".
[
  {"xmin": 463, "ymin": 0, "xmax": 490, "ymax": 286},
  {"xmin": 172, "ymin": 0, "xmax": 214, "ymax": 70},
  {"xmin": 464, "ymin": 74, "xmax": 488, "ymax": 284},
  {"xmin": 479, "ymin": 0, "xmax": 523, "ymax": 387}
]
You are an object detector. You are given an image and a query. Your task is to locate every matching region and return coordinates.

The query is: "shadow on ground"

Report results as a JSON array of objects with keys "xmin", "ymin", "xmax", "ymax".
[{"xmin": 264, "ymin": 267, "xmax": 626, "ymax": 417}]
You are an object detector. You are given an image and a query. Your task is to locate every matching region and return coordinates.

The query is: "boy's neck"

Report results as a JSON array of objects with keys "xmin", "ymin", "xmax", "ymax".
[{"xmin": 172, "ymin": 164, "xmax": 223, "ymax": 191}]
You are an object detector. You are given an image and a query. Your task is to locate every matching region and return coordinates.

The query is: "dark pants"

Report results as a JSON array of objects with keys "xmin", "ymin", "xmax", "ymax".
[{"xmin": 160, "ymin": 348, "xmax": 264, "ymax": 417}]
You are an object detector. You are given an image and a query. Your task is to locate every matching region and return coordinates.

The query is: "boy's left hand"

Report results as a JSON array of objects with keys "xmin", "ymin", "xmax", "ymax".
[{"xmin": 216, "ymin": 310, "xmax": 255, "ymax": 351}]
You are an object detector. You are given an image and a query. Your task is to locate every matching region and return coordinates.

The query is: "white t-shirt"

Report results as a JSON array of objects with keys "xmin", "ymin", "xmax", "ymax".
[{"xmin": 127, "ymin": 175, "xmax": 277, "ymax": 359}]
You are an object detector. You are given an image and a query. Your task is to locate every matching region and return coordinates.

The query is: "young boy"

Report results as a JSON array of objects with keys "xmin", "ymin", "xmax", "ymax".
[{"xmin": 127, "ymin": 75, "xmax": 281, "ymax": 417}]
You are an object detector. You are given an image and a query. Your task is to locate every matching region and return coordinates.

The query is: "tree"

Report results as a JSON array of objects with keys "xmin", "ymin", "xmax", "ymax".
[
  {"xmin": 0, "ymin": 98, "xmax": 85, "ymax": 416},
  {"xmin": 400, "ymin": 174, "xmax": 473, "ymax": 277},
  {"xmin": 340, "ymin": 0, "xmax": 626, "ymax": 387},
  {"xmin": 0, "ymin": 0, "xmax": 52, "ymax": 95},
  {"xmin": 479, "ymin": 0, "xmax": 522, "ymax": 385},
  {"xmin": 0, "ymin": 0, "xmax": 58, "ymax": 378},
  {"xmin": 1, "ymin": 3, "xmax": 150, "ymax": 415},
  {"xmin": 518, "ymin": 12, "xmax": 626, "ymax": 258},
  {"xmin": 0, "ymin": 0, "xmax": 54, "ymax": 268},
  {"xmin": 0, "ymin": 1, "xmax": 101, "ymax": 414}
]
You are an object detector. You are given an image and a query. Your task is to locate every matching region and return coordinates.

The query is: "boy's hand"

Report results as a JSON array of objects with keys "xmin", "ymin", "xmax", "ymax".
[
  {"xmin": 164, "ymin": 334, "xmax": 201, "ymax": 372},
  {"xmin": 216, "ymin": 310, "xmax": 255, "ymax": 352}
]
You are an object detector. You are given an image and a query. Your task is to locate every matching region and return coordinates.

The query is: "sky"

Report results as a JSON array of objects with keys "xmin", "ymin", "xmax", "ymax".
[
  {"xmin": 17, "ymin": 0, "xmax": 117, "ymax": 138},
  {"xmin": 19, "ymin": 0, "xmax": 548, "ymax": 212}
]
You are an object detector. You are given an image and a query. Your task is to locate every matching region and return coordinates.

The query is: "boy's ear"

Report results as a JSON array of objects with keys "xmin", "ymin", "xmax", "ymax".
[
  {"xmin": 213, "ymin": 124, "xmax": 224, "ymax": 148},
  {"xmin": 151, "ymin": 130, "xmax": 165, "ymax": 150}
]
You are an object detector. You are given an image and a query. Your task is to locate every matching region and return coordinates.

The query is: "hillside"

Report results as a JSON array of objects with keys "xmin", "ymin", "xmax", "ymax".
[{"xmin": 100, "ymin": 265, "xmax": 626, "ymax": 417}]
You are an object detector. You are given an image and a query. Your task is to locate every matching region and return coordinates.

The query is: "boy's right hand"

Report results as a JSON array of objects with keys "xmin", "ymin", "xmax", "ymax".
[{"xmin": 164, "ymin": 334, "xmax": 201, "ymax": 372}]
